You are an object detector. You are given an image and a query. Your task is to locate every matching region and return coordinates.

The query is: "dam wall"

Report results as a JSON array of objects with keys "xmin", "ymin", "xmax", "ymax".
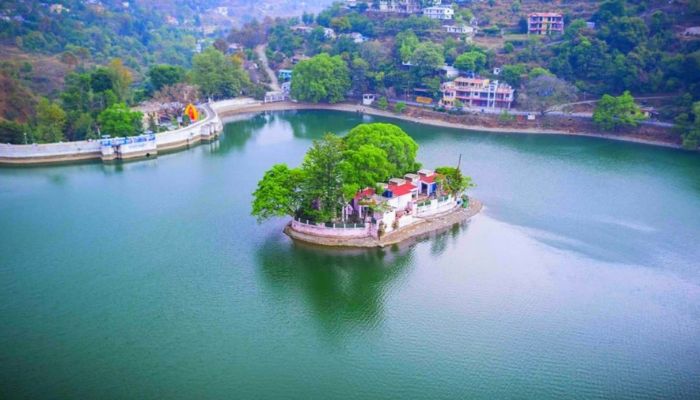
[{"xmin": 0, "ymin": 103, "xmax": 226, "ymax": 166}]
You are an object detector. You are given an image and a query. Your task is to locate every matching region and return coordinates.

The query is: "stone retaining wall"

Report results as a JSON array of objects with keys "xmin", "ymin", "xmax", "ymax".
[{"xmin": 290, "ymin": 219, "xmax": 372, "ymax": 239}]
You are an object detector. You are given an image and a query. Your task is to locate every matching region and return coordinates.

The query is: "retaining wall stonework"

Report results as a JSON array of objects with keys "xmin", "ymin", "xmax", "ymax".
[{"xmin": 290, "ymin": 219, "xmax": 371, "ymax": 239}]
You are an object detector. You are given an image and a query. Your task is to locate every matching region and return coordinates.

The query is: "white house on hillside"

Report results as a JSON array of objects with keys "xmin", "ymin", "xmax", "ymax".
[{"xmin": 423, "ymin": 6, "xmax": 453, "ymax": 20}]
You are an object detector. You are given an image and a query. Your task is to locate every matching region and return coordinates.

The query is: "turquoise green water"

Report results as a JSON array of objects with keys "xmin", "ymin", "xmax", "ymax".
[{"xmin": 1, "ymin": 110, "xmax": 699, "ymax": 399}]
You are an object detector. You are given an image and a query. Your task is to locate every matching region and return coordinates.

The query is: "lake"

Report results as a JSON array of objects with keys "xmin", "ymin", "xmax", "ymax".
[{"xmin": 1, "ymin": 110, "xmax": 699, "ymax": 399}]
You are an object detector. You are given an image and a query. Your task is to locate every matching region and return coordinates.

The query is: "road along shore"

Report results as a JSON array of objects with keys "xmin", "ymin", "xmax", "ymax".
[
  {"xmin": 216, "ymin": 101, "xmax": 682, "ymax": 150},
  {"xmin": 1, "ymin": 98, "xmax": 686, "ymax": 167}
]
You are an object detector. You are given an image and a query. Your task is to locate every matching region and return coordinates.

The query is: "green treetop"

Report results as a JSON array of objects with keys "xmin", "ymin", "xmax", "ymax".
[
  {"xmin": 675, "ymin": 101, "xmax": 700, "ymax": 150},
  {"xmin": 252, "ymin": 123, "xmax": 420, "ymax": 223},
  {"xmin": 291, "ymin": 53, "xmax": 351, "ymax": 104},
  {"xmin": 148, "ymin": 64, "xmax": 186, "ymax": 92},
  {"xmin": 340, "ymin": 144, "xmax": 394, "ymax": 197},
  {"xmin": 300, "ymin": 133, "xmax": 347, "ymax": 221},
  {"xmin": 410, "ymin": 42, "xmax": 444, "ymax": 78},
  {"xmin": 97, "ymin": 103, "xmax": 143, "ymax": 137},
  {"xmin": 395, "ymin": 30, "xmax": 420, "ymax": 63},
  {"xmin": 343, "ymin": 123, "xmax": 420, "ymax": 177},
  {"xmin": 191, "ymin": 47, "xmax": 250, "ymax": 99},
  {"xmin": 251, "ymin": 164, "xmax": 306, "ymax": 221},
  {"xmin": 35, "ymin": 98, "xmax": 66, "ymax": 143},
  {"xmin": 593, "ymin": 91, "xmax": 646, "ymax": 131},
  {"xmin": 454, "ymin": 50, "xmax": 486, "ymax": 73},
  {"xmin": 435, "ymin": 167, "xmax": 475, "ymax": 196}
]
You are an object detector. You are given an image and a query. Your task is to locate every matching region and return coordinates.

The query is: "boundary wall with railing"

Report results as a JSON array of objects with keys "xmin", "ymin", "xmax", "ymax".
[
  {"xmin": 0, "ymin": 103, "xmax": 224, "ymax": 166},
  {"xmin": 290, "ymin": 218, "xmax": 373, "ymax": 239}
]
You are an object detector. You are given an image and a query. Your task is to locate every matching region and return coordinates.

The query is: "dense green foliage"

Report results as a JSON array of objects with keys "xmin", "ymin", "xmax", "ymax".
[
  {"xmin": 251, "ymin": 164, "xmax": 306, "ymax": 221},
  {"xmin": 34, "ymin": 98, "xmax": 66, "ymax": 143},
  {"xmin": 97, "ymin": 103, "xmax": 143, "ymax": 137},
  {"xmin": 3, "ymin": 0, "xmax": 699, "ymax": 149},
  {"xmin": 344, "ymin": 123, "xmax": 420, "ymax": 177},
  {"xmin": 191, "ymin": 48, "xmax": 250, "ymax": 99},
  {"xmin": 394, "ymin": 102, "xmax": 407, "ymax": 114},
  {"xmin": 454, "ymin": 51, "xmax": 486, "ymax": 73},
  {"xmin": 674, "ymin": 102, "xmax": 700, "ymax": 150},
  {"xmin": 0, "ymin": 0, "xmax": 201, "ymax": 69},
  {"xmin": 549, "ymin": 1, "xmax": 699, "ymax": 98},
  {"xmin": 148, "ymin": 65, "xmax": 186, "ymax": 93},
  {"xmin": 252, "ymin": 123, "xmax": 420, "ymax": 222},
  {"xmin": 593, "ymin": 91, "xmax": 646, "ymax": 131},
  {"xmin": 435, "ymin": 167, "xmax": 475, "ymax": 196},
  {"xmin": 300, "ymin": 134, "xmax": 347, "ymax": 221},
  {"xmin": 0, "ymin": 120, "xmax": 26, "ymax": 144},
  {"xmin": 291, "ymin": 54, "xmax": 350, "ymax": 103}
]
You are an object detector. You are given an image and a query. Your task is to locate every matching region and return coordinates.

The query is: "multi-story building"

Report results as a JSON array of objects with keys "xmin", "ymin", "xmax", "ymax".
[
  {"xmin": 527, "ymin": 12, "xmax": 564, "ymax": 35},
  {"xmin": 378, "ymin": 0, "xmax": 421, "ymax": 14},
  {"xmin": 423, "ymin": 6, "xmax": 454, "ymax": 20},
  {"xmin": 440, "ymin": 77, "xmax": 515, "ymax": 110},
  {"xmin": 444, "ymin": 24, "xmax": 475, "ymax": 35}
]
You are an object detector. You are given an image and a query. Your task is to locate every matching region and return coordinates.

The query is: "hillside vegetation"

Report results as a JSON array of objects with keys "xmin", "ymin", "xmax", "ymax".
[{"xmin": 1, "ymin": 0, "xmax": 700, "ymax": 148}]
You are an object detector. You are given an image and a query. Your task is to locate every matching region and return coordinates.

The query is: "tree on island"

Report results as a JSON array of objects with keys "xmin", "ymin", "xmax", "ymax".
[
  {"xmin": 343, "ymin": 123, "xmax": 420, "ymax": 177},
  {"xmin": 593, "ymin": 91, "xmax": 646, "ymax": 131},
  {"xmin": 340, "ymin": 144, "xmax": 394, "ymax": 197},
  {"xmin": 251, "ymin": 123, "xmax": 426, "ymax": 223},
  {"xmin": 251, "ymin": 164, "xmax": 306, "ymax": 221},
  {"xmin": 300, "ymin": 134, "xmax": 347, "ymax": 221},
  {"xmin": 435, "ymin": 167, "xmax": 475, "ymax": 196},
  {"xmin": 291, "ymin": 53, "xmax": 351, "ymax": 103}
]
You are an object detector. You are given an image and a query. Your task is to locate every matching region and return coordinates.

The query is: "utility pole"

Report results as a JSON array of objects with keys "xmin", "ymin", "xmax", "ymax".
[{"xmin": 457, "ymin": 153, "xmax": 462, "ymax": 170}]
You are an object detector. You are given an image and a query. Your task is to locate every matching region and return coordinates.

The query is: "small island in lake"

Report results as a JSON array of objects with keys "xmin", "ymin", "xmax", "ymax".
[{"xmin": 252, "ymin": 122, "xmax": 482, "ymax": 248}]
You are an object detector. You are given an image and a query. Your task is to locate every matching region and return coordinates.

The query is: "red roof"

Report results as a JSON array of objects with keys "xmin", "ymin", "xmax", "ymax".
[
  {"xmin": 420, "ymin": 174, "xmax": 435, "ymax": 183},
  {"xmin": 354, "ymin": 187, "xmax": 375, "ymax": 200},
  {"xmin": 388, "ymin": 182, "xmax": 415, "ymax": 197}
]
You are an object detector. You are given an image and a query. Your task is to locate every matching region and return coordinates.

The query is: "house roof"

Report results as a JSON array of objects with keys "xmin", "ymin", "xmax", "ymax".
[
  {"xmin": 354, "ymin": 187, "xmax": 375, "ymax": 200},
  {"xmin": 420, "ymin": 174, "xmax": 436, "ymax": 183},
  {"xmin": 388, "ymin": 182, "xmax": 415, "ymax": 197},
  {"xmin": 529, "ymin": 12, "xmax": 563, "ymax": 18}
]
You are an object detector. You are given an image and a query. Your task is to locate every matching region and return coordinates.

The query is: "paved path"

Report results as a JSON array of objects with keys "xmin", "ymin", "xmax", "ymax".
[
  {"xmin": 214, "ymin": 100, "xmax": 681, "ymax": 149},
  {"xmin": 548, "ymin": 95, "xmax": 676, "ymax": 112},
  {"xmin": 389, "ymin": 97, "xmax": 674, "ymax": 127},
  {"xmin": 255, "ymin": 44, "xmax": 280, "ymax": 92}
]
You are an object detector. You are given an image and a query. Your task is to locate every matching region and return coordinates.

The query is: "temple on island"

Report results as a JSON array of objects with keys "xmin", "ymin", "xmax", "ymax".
[{"xmin": 290, "ymin": 168, "xmax": 467, "ymax": 242}]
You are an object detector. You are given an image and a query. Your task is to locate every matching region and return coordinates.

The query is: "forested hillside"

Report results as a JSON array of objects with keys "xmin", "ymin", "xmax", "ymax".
[{"xmin": 1, "ymin": 0, "xmax": 700, "ymax": 148}]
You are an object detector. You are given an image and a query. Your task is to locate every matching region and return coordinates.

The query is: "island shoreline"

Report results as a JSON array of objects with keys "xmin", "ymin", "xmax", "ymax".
[{"xmin": 283, "ymin": 198, "xmax": 483, "ymax": 249}]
